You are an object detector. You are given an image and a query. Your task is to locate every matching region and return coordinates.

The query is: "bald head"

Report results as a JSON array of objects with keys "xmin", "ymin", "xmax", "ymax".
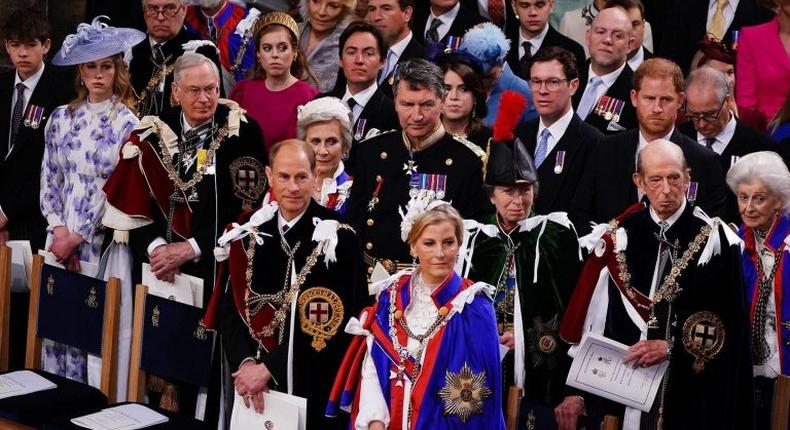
[
  {"xmin": 634, "ymin": 139, "xmax": 690, "ymax": 219},
  {"xmin": 587, "ymin": 7, "xmax": 634, "ymax": 75},
  {"xmin": 269, "ymin": 139, "xmax": 316, "ymax": 171},
  {"xmin": 637, "ymin": 139, "xmax": 687, "ymax": 174}
]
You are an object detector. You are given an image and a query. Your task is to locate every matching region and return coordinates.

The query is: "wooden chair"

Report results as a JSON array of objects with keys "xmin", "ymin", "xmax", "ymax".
[
  {"xmin": 602, "ymin": 415, "xmax": 620, "ymax": 430},
  {"xmin": 0, "ymin": 246, "xmax": 11, "ymax": 372},
  {"xmin": 771, "ymin": 374, "xmax": 790, "ymax": 430},
  {"xmin": 0, "ymin": 255, "xmax": 120, "ymax": 427}
]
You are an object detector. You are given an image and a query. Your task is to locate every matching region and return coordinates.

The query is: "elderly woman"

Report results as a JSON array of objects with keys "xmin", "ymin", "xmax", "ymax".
[
  {"xmin": 328, "ymin": 201, "xmax": 505, "ymax": 429},
  {"xmin": 437, "ymin": 50, "xmax": 491, "ymax": 149},
  {"xmin": 726, "ymin": 151, "xmax": 790, "ymax": 430},
  {"xmin": 40, "ymin": 17, "xmax": 142, "ymax": 382},
  {"xmin": 457, "ymin": 139, "xmax": 583, "ymax": 427},
  {"xmin": 297, "ymin": 97, "xmax": 354, "ymax": 214},
  {"xmin": 230, "ymin": 11, "xmax": 318, "ymax": 151},
  {"xmin": 300, "ymin": 0, "xmax": 356, "ymax": 92}
]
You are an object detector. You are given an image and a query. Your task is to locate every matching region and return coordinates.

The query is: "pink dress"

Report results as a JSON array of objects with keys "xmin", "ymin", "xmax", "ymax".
[
  {"xmin": 736, "ymin": 17, "xmax": 790, "ymax": 129},
  {"xmin": 230, "ymin": 79, "xmax": 319, "ymax": 151}
]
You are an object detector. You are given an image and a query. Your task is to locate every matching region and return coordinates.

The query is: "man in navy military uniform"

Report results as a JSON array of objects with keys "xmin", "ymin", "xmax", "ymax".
[{"xmin": 346, "ymin": 58, "xmax": 491, "ymax": 274}]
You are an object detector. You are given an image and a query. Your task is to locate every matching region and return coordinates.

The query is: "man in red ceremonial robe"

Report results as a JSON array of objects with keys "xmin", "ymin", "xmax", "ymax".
[
  {"xmin": 102, "ymin": 52, "xmax": 266, "ymax": 424},
  {"xmin": 210, "ymin": 140, "xmax": 367, "ymax": 429},
  {"xmin": 555, "ymin": 140, "xmax": 753, "ymax": 430}
]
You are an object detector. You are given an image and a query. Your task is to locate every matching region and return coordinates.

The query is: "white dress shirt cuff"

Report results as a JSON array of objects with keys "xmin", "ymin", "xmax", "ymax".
[
  {"xmin": 147, "ymin": 237, "xmax": 167, "ymax": 255},
  {"xmin": 187, "ymin": 238, "xmax": 202, "ymax": 260}
]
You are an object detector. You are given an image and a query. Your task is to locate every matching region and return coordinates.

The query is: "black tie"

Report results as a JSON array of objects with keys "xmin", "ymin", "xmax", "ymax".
[
  {"xmin": 705, "ymin": 137, "xmax": 716, "ymax": 149},
  {"xmin": 8, "ymin": 83, "xmax": 26, "ymax": 156},
  {"xmin": 427, "ymin": 18, "xmax": 442, "ymax": 43},
  {"xmin": 520, "ymin": 41, "xmax": 533, "ymax": 75},
  {"xmin": 347, "ymin": 97, "xmax": 357, "ymax": 111},
  {"xmin": 152, "ymin": 43, "xmax": 166, "ymax": 64},
  {"xmin": 282, "ymin": 224, "xmax": 290, "ymax": 234}
]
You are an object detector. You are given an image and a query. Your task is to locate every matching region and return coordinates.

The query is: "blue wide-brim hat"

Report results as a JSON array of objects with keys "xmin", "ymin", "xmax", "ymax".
[{"xmin": 53, "ymin": 16, "xmax": 146, "ymax": 66}]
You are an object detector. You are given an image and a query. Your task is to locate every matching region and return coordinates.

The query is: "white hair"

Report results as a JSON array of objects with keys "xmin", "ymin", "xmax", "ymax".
[
  {"xmin": 726, "ymin": 151, "xmax": 790, "ymax": 214},
  {"xmin": 173, "ymin": 52, "xmax": 220, "ymax": 84},
  {"xmin": 685, "ymin": 66, "xmax": 730, "ymax": 105},
  {"xmin": 300, "ymin": 0, "xmax": 357, "ymax": 25},
  {"xmin": 296, "ymin": 97, "xmax": 353, "ymax": 153}
]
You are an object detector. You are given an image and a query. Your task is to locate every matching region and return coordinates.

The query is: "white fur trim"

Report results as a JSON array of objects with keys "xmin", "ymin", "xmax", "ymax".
[
  {"xmin": 121, "ymin": 141, "xmax": 140, "ymax": 159},
  {"xmin": 234, "ymin": 8, "xmax": 261, "ymax": 36},
  {"xmin": 448, "ymin": 281, "xmax": 495, "ymax": 315},
  {"xmin": 182, "ymin": 40, "xmax": 219, "ymax": 55},
  {"xmin": 369, "ymin": 269, "xmax": 413, "ymax": 297},
  {"xmin": 101, "ymin": 203, "xmax": 152, "ymax": 231}
]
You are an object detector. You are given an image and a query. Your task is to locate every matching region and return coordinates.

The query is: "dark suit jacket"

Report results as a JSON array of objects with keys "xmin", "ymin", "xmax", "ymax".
[
  {"xmin": 506, "ymin": 25, "xmax": 586, "ymax": 79},
  {"xmin": 570, "ymin": 128, "xmax": 729, "ymax": 233},
  {"xmin": 679, "ymin": 118, "xmax": 782, "ymax": 221},
  {"xmin": 572, "ymin": 61, "xmax": 638, "ymax": 135},
  {"xmin": 658, "ymin": 0, "xmax": 773, "ymax": 74},
  {"xmin": 412, "ymin": 3, "xmax": 485, "ymax": 46},
  {"xmin": 317, "ymin": 85, "xmax": 401, "ymax": 176},
  {"xmin": 515, "ymin": 113, "xmax": 603, "ymax": 215},
  {"xmin": 0, "ymin": 66, "xmax": 74, "ymax": 252},
  {"xmin": 678, "ymin": 118, "xmax": 778, "ymax": 173},
  {"xmin": 317, "ymin": 84, "xmax": 400, "ymax": 142},
  {"xmin": 379, "ymin": 36, "xmax": 425, "ymax": 98},
  {"xmin": 129, "ymin": 29, "xmax": 223, "ymax": 116}
]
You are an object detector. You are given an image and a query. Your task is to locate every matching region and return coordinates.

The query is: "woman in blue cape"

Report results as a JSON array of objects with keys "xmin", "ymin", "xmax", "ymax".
[
  {"xmin": 726, "ymin": 151, "xmax": 790, "ymax": 430},
  {"xmin": 327, "ymin": 199, "xmax": 505, "ymax": 429}
]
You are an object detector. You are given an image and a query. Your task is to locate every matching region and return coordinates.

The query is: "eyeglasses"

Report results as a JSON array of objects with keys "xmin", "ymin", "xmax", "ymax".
[
  {"xmin": 143, "ymin": 4, "xmax": 184, "ymax": 18},
  {"xmin": 178, "ymin": 84, "xmax": 219, "ymax": 98},
  {"xmin": 528, "ymin": 78, "xmax": 569, "ymax": 92},
  {"xmin": 685, "ymin": 97, "xmax": 726, "ymax": 122}
]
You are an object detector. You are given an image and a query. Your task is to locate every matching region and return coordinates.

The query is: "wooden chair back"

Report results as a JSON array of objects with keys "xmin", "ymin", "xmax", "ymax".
[
  {"xmin": 24, "ymin": 255, "xmax": 121, "ymax": 401},
  {"xmin": 127, "ymin": 285, "xmax": 214, "ymax": 402},
  {"xmin": 602, "ymin": 415, "xmax": 620, "ymax": 430},
  {"xmin": 0, "ymin": 246, "xmax": 11, "ymax": 371}
]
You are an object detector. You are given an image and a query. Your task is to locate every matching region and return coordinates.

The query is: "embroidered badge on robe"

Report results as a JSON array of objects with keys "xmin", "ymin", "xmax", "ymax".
[
  {"xmin": 682, "ymin": 311, "xmax": 725, "ymax": 373},
  {"xmin": 438, "ymin": 362, "xmax": 492, "ymax": 423},
  {"xmin": 298, "ymin": 287, "xmax": 344, "ymax": 352},
  {"xmin": 229, "ymin": 156, "xmax": 267, "ymax": 211}
]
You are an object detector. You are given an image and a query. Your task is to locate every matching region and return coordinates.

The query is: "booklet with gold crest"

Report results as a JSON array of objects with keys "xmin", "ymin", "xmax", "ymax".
[
  {"xmin": 230, "ymin": 390, "xmax": 306, "ymax": 430},
  {"xmin": 566, "ymin": 333, "xmax": 669, "ymax": 412}
]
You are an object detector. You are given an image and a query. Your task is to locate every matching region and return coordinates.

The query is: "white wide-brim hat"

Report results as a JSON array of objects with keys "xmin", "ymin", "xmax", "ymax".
[{"xmin": 53, "ymin": 16, "xmax": 146, "ymax": 66}]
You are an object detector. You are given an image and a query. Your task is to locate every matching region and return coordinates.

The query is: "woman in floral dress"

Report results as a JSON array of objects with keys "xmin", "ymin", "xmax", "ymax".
[{"xmin": 39, "ymin": 16, "xmax": 143, "ymax": 383}]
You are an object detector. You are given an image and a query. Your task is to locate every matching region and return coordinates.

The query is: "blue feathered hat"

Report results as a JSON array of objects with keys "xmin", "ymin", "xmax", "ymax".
[
  {"xmin": 459, "ymin": 22, "xmax": 510, "ymax": 74},
  {"xmin": 53, "ymin": 16, "xmax": 145, "ymax": 66}
]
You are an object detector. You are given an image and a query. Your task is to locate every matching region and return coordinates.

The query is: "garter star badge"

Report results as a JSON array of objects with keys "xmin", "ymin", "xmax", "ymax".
[
  {"xmin": 438, "ymin": 362, "xmax": 492, "ymax": 423},
  {"xmin": 298, "ymin": 287, "xmax": 344, "ymax": 352},
  {"xmin": 682, "ymin": 311, "xmax": 725, "ymax": 373}
]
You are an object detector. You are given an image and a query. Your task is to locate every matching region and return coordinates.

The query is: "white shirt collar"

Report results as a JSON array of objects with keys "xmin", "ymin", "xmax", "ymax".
[
  {"xmin": 520, "ymin": 23, "xmax": 550, "ymax": 55},
  {"xmin": 343, "ymin": 82, "xmax": 378, "ymax": 106},
  {"xmin": 696, "ymin": 113, "xmax": 736, "ymax": 155},
  {"xmin": 14, "ymin": 63, "xmax": 45, "ymax": 93},
  {"xmin": 181, "ymin": 113, "xmax": 213, "ymax": 133},
  {"xmin": 278, "ymin": 208, "xmax": 307, "ymax": 232},
  {"xmin": 649, "ymin": 197, "xmax": 687, "ymax": 229},
  {"xmin": 588, "ymin": 61, "xmax": 627, "ymax": 90},
  {"xmin": 627, "ymin": 45, "xmax": 645, "ymax": 71},
  {"xmin": 538, "ymin": 107, "xmax": 575, "ymax": 154},
  {"xmin": 388, "ymin": 31, "xmax": 413, "ymax": 61}
]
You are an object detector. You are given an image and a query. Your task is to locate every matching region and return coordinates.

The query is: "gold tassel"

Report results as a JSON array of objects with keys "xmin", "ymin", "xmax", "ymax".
[{"xmin": 159, "ymin": 382, "xmax": 180, "ymax": 413}]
